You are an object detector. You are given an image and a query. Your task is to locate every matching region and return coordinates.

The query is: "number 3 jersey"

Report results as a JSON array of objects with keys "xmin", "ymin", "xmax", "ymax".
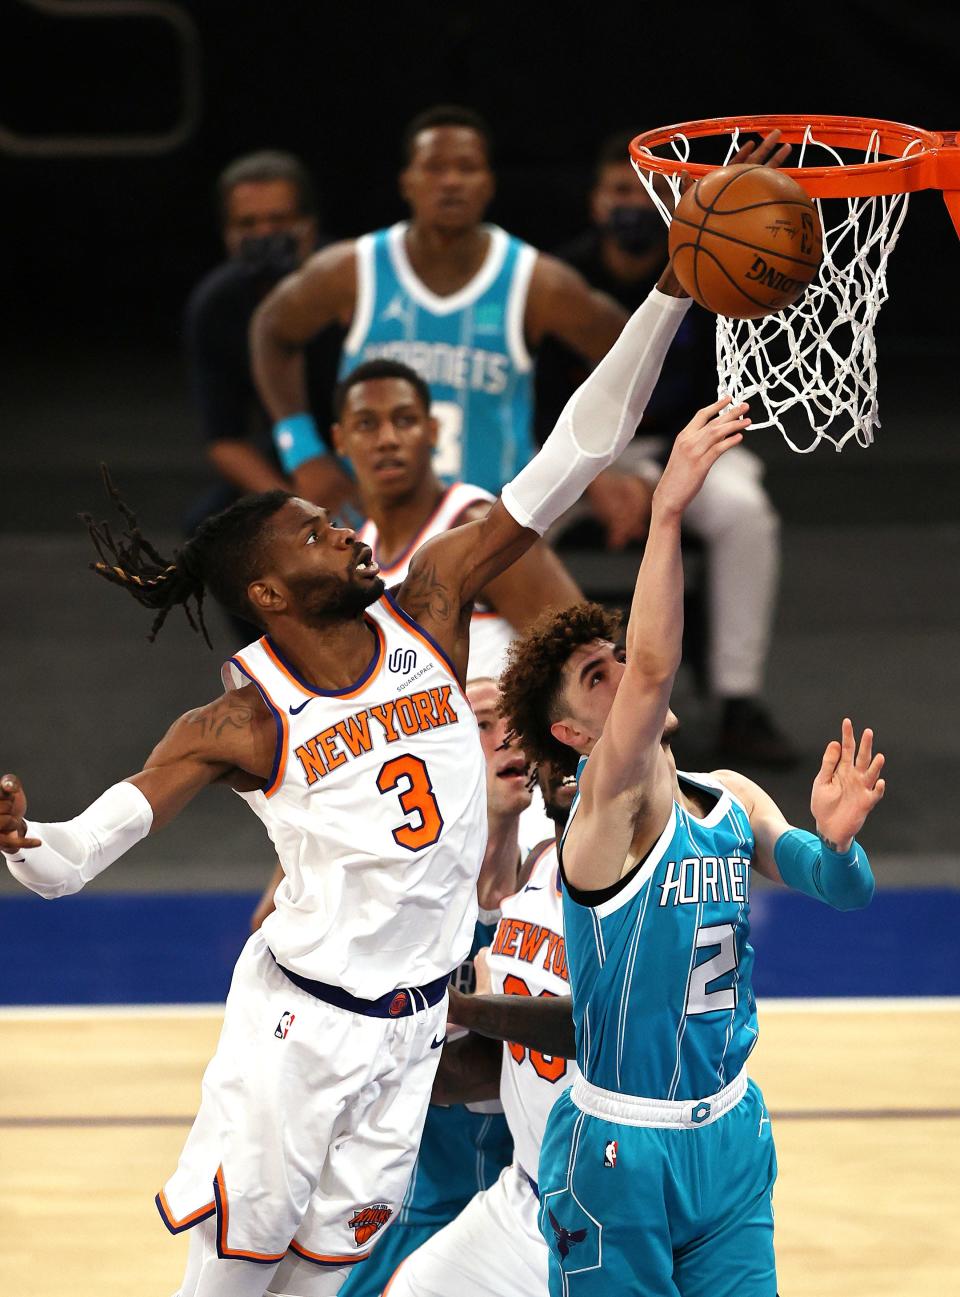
[
  {"xmin": 486, "ymin": 840, "xmax": 581, "ymax": 1178},
  {"xmin": 561, "ymin": 770, "xmax": 760, "ymax": 1102},
  {"xmin": 223, "ymin": 593, "xmax": 486, "ymax": 998}
]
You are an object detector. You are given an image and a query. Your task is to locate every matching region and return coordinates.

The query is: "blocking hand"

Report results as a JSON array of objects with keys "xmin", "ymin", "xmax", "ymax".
[
  {"xmin": 0, "ymin": 774, "xmax": 41, "ymax": 853},
  {"xmin": 811, "ymin": 719, "xmax": 886, "ymax": 853}
]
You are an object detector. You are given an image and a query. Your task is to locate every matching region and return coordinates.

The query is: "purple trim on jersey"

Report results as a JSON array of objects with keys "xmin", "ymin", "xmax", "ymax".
[
  {"xmin": 155, "ymin": 1193, "xmax": 216, "ymax": 1235},
  {"xmin": 228, "ymin": 657, "xmax": 283, "ymax": 795},
  {"xmin": 383, "ymin": 590, "xmax": 461, "ymax": 682},
  {"xmin": 264, "ymin": 617, "xmax": 382, "ymax": 697}
]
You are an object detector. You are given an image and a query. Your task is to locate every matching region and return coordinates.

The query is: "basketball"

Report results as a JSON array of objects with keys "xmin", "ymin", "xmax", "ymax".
[{"xmin": 668, "ymin": 164, "xmax": 823, "ymax": 319}]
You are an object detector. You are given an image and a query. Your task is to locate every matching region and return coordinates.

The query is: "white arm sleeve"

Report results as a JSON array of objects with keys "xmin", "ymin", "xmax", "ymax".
[
  {"xmin": 501, "ymin": 288, "xmax": 692, "ymax": 534},
  {"xmin": 3, "ymin": 781, "xmax": 154, "ymax": 899}
]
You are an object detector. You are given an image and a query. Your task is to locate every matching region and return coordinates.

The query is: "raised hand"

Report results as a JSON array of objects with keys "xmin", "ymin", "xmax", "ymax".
[
  {"xmin": 731, "ymin": 127, "xmax": 792, "ymax": 171},
  {"xmin": 0, "ymin": 774, "xmax": 41, "ymax": 853},
  {"xmin": 653, "ymin": 396, "xmax": 750, "ymax": 517},
  {"xmin": 585, "ymin": 469, "xmax": 654, "ymax": 551},
  {"xmin": 811, "ymin": 719, "xmax": 886, "ymax": 852}
]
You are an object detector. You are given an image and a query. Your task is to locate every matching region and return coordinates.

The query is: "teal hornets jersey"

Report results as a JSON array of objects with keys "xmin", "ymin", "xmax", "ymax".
[
  {"xmin": 340, "ymin": 222, "xmax": 537, "ymax": 495},
  {"xmin": 561, "ymin": 768, "xmax": 759, "ymax": 1101},
  {"xmin": 397, "ymin": 915, "xmax": 513, "ymax": 1226}
]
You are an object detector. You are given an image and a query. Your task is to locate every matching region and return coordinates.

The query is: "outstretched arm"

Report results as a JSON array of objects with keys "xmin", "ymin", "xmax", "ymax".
[
  {"xmin": 562, "ymin": 398, "xmax": 751, "ymax": 891},
  {"xmin": 447, "ymin": 984, "xmax": 576, "ymax": 1059},
  {"xmin": 430, "ymin": 1031, "xmax": 502, "ymax": 1105},
  {"xmin": 717, "ymin": 719, "xmax": 883, "ymax": 910},
  {"xmin": 1, "ymin": 688, "xmax": 275, "ymax": 898},
  {"xmin": 397, "ymin": 264, "xmax": 693, "ymax": 663}
]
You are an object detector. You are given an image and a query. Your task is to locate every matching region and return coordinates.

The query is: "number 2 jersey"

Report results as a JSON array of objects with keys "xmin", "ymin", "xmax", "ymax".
[
  {"xmin": 561, "ymin": 769, "xmax": 760, "ymax": 1101},
  {"xmin": 223, "ymin": 592, "xmax": 486, "ymax": 998},
  {"xmin": 486, "ymin": 839, "xmax": 581, "ymax": 1179}
]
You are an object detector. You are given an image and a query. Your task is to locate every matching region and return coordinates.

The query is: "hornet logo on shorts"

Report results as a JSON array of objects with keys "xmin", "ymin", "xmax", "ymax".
[
  {"xmin": 548, "ymin": 1209, "xmax": 587, "ymax": 1259},
  {"xmin": 274, "ymin": 1011, "xmax": 296, "ymax": 1040},
  {"xmin": 603, "ymin": 1139, "xmax": 618, "ymax": 1168},
  {"xmin": 349, "ymin": 1203, "xmax": 393, "ymax": 1246}
]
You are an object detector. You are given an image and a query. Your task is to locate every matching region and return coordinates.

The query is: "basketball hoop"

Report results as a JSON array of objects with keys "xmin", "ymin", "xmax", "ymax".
[{"xmin": 630, "ymin": 115, "xmax": 960, "ymax": 451}]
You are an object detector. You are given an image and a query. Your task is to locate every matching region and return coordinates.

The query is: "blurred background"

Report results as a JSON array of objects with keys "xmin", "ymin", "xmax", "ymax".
[{"xmin": 1, "ymin": 0, "xmax": 958, "ymax": 1003}]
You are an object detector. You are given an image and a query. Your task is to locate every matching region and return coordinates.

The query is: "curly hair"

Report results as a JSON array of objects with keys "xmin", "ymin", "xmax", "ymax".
[{"xmin": 498, "ymin": 602, "xmax": 622, "ymax": 777}]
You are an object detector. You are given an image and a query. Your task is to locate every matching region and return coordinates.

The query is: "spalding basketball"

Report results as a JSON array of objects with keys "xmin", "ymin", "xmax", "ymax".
[{"xmin": 668, "ymin": 164, "xmax": 823, "ymax": 319}]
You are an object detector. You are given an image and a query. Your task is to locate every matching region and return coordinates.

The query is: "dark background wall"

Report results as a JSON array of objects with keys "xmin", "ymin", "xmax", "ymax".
[{"xmin": 3, "ymin": 0, "xmax": 959, "ymax": 349}]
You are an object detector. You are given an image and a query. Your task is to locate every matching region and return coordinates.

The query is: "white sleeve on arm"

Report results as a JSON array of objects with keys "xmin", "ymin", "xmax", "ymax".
[
  {"xmin": 3, "ymin": 782, "xmax": 153, "ymax": 899},
  {"xmin": 501, "ymin": 288, "xmax": 692, "ymax": 534}
]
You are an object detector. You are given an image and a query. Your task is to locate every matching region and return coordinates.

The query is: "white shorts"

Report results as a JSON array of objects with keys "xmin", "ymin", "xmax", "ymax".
[
  {"xmin": 158, "ymin": 930, "xmax": 446, "ymax": 1270},
  {"xmin": 384, "ymin": 1162, "xmax": 548, "ymax": 1297}
]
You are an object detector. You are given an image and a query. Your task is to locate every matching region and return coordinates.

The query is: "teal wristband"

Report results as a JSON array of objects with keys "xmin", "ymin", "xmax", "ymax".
[
  {"xmin": 273, "ymin": 412, "xmax": 325, "ymax": 473},
  {"xmin": 773, "ymin": 828, "xmax": 875, "ymax": 912}
]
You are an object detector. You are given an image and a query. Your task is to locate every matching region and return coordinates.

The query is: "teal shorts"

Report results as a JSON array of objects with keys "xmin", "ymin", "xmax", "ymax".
[
  {"xmin": 338, "ymin": 1220, "xmax": 437, "ymax": 1297},
  {"xmin": 537, "ymin": 1079, "xmax": 777, "ymax": 1297}
]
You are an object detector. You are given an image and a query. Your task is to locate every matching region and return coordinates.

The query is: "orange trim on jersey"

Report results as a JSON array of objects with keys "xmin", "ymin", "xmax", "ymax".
[
  {"xmin": 156, "ymin": 1188, "xmax": 215, "ymax": 1231},
  {"xmin": 382, "ymin": 1258, "xmax": 408, "ymax": 1294},
  {"xmin": 288, "ymin": 1239, "xmax": 371, "ymax": 1265},
  {"xmin": 214, "ymin": 1165, "xmax": 288, "ymax": 1263},
  {"xmin": 372, "ymin": 485, "xmax": 458, "ymax": 580},
  {"xmin": 260, "ymin": 621, "xmax": 386, "ymax": 701},
  {"xmin": 500, "ymin": 836, "xmax": 557, "ymax": 904},
  {"xmin": 232, "ymin": 652, "xmax": 289, "ymax": 798},
  {"xmin": 380, "ymin": 595, "xmax": 467, "ymax": 700}
]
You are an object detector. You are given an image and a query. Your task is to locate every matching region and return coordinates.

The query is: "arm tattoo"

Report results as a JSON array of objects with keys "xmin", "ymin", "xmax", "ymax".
[
  {"xmin": 400, "ymin": 559, "xmax": 456, "ymax": 625},
  {"xmin": 185, "ymin": 695, "xmax": 258, "ymax": 743}
]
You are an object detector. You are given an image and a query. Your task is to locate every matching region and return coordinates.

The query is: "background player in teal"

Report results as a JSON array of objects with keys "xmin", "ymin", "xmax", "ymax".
[
  {"xmin": 498, "ymin": 392, "xmax": 887, "ymax": 1293},
  {"xmin": 251, "ymin": 104, "xmax": 652, "ymax": 549},
  {"xmin": 340, "ymin": 676, "xmax": 532, "ymax": 1297}
]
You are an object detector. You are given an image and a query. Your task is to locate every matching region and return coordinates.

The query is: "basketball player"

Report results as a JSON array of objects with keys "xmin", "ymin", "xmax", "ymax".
[
  {"xmin": 1, "ymin": 246, "xmax": 694, "ymax": 1297},
  {"xmin": 494, "ymin": 404, "xmax": 886, "ymax": 1295},
  {"xmin": 338, "ymin": 675, "xmax": 531, "ymax": 1297},
  {"xmin": 383, "ymin": 759, "xmax": 577, "ymax": 1297},
  {"xmin": 250, "ymin": 104, "xmax": 651, "ymax": 548},
  {"xmin": 249, "ymin": 355, "xmax": 579, "ymax": 928}
]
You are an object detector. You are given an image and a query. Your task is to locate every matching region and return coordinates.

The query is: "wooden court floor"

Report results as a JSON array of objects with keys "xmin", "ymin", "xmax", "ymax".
[{"xmin": 1, "ymin": 1000, "xmax": 957, "ymax": 1297}]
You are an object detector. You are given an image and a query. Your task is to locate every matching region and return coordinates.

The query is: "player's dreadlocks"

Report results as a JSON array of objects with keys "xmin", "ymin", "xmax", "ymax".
[
  {"xmin": 81, "ymin": 466, "xmax": 292, "ymax": 646},
  {"xmin": 498, "ymin": 602, "xmax": 623, "ymax": 778}
]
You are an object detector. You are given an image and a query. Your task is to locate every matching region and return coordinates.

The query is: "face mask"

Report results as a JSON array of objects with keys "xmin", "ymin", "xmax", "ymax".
[
  {"xmin": 605, "ymin": 206, "xmax": 665, "ymax": 255},
  {"xmin": 237, "ymin": 230, "xmax": 301, "ymax": 274}
]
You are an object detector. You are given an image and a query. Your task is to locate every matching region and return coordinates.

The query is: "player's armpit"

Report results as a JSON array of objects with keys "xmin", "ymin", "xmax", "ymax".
[
  {"xmin": 133, "ymin": 687, "xmax": 277, "ymax": 831},
  {"xmin": 712, "ymin": 768, "xmax": 790, "ymax": 883},
  {"xmin": 430, "ymin": 1033, "xmax": 501, "ymax": 1106}
]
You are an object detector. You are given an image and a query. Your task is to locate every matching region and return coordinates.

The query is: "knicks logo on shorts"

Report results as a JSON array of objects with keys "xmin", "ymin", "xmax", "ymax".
[
  {"xmin": 348, "ymin": 1203, "xmax": 393, "ymax": 1246},
  {"xmin": 274, "ymin": 1011, "xmax": 296, "ymax": 1040}
]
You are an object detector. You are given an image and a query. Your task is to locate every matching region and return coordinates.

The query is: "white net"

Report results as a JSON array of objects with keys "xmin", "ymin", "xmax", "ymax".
[{"xmin": 632, "ymin": 125, "xmax": 924, "ymax": 452}]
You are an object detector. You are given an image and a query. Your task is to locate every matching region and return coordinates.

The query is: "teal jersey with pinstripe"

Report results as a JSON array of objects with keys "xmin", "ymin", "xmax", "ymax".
[
  {"xmin": 561, "ymin": 766, "xmax": 759, "ymax": 1101},
  {"xmin": 340, "ymin": 222, "xmax": 537, "ymax": 495}
]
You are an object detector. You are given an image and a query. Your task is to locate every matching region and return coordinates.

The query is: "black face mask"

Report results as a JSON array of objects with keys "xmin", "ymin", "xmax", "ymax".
[
  {"xmin": 605, "ymin": 206, "xmax": 665, "ymax": 255},
  {"xmin": 237, "ymin": 230, "xmax": 301, "ymax": 274}
]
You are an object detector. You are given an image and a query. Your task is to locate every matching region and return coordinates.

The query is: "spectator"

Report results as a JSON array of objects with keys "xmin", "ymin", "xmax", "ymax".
[
  {"xmin": 183, "ymin": 150, "xmax": 342, "ymax": 537},
  {"xmin": 536, "ymin": 129, "xmax": 797, "ymax": 768}
]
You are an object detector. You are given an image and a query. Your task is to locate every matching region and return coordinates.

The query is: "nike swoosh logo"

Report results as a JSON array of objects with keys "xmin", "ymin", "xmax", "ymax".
[
  {"xmin": 523, "ymin": 884, "xmax": 543, "ymax": 893},
  {"xmin": 289, "ymin": 699, "xmax": 312, "ymax": 716},
  {"xmin": 430, "ymin": 1035, "xmax": 446, "ymax": 1050}
]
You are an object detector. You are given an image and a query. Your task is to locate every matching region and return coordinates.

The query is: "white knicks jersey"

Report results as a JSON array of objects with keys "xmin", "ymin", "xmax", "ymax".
[
  {"xmin": 358, "ymin": 482, "xmax": 515, "ymax": 681},
  {"xmin": 223, "ymin": 593, "xmax": 487, "ymax": 997},
  {"xmin": 486, "ymin": 839, "xmax": 580, "ymax": 1179}
]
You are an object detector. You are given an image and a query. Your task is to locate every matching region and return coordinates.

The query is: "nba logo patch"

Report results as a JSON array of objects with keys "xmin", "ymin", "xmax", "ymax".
[
  {"xmin": 348, "ymin": 1202, "xmax": 392, "ymax": 1246},
  {"xmin": 274, "ymin": 1011, "xmax": 295, "ymax": 1040},
  {"xmin": 603, "ymin": 1140, "xmax": 618, "ymax": 1168}
]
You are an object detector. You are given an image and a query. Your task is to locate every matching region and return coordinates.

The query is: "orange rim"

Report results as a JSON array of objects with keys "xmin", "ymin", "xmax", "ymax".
[{"xmin": 629, "ymin": 114, "xmax": 960, "ymax": 200}]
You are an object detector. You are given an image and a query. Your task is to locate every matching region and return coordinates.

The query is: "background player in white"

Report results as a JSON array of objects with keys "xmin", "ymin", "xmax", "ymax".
[
  {"xmin": 384, "ymin": 758, "xmax": 577, "ymax": 1297},
  {"xmin": 251, "ymin": 104, "xmax": 651, "ymax": 547},
  {"xmin": 1, "ymin": 244, "xmax": 694, "ymax": 1297}
]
